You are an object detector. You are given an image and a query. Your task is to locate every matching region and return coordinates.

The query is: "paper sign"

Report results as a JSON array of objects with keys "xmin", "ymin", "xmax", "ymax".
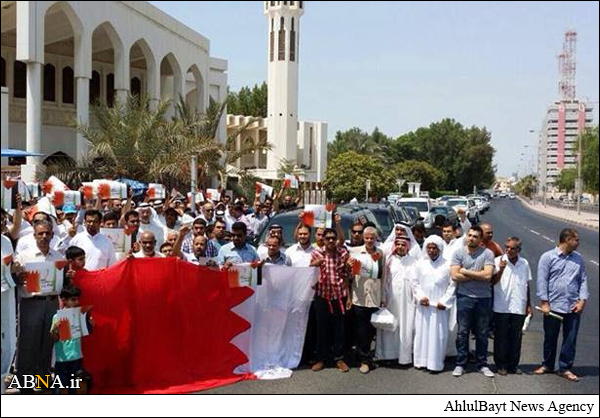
[
  {"xmin": 93, "ymin": 180, "xmax": 128, "ymax": 200},
  {"xmin": 42, "ymin": 176, "xmax": 68, "ymax": 196},
  {"xmin": 284, "ymin": 175, "xmax": 300, "ymax": 189},
  {"xmin": 227, "ymin": 263, "xmax": 259, "ymax": 288},
  {"xmin": 148, "ymin": 184, "xmax": 166, "ymax": 200},
  {"xmin": 187, "ymin": 192, "xmax": 205, "ymax": 205},
  {"xmin": 352, "ymin": 252, "xmax": 383, "ymax": 280},
  {"xmin": 196, "ymin": 257, "xmax": 219, "ymax": 267},
  {"xmin": 1, "ymin": 255, "xmax": 15, "ymax": 293},
  {"xmin": 1, "ymin": 185, "xmax": 13, "ymax": 210},
  {"xmin": 101, "ymin": 228, "xmax": 134, "ymax": 254},
  {"xmin": 56, "ymin": 308, "xmax": 90, "ymax": 341},
  {"xmin": 205, "ymin": 189, "xmax": 221, "ymax": 202},
  {"xmin": 53, "ymin": 190, "xmax": 82, "ymax": 208},
  {"xmin": 255, "ymin": 183, "xmax": 274, "ymax": 203},
  {"xmin": 23, "ymin": 261, "xmax": 66, "ymax": 296},
  {"xmin": 302, "ymin": 205, "xmax": 335, "ymax": 229},
  {"xmin": 26, "ymin": 183, "xmax": 41, "ymax": 199}
]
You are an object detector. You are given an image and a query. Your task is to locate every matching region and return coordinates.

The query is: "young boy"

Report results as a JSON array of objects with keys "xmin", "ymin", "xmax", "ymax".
[
  {"xmin": 50, "ymin": 285, "xmax": 92, "ymax": 395},
  {"xmin": 64, "ymin": 246, "xmax": 87, "ymax": 288}
]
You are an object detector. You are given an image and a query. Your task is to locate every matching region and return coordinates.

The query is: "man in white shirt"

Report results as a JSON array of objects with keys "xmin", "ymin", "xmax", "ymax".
[
  {"xmin": 138, "ymin": 203, "xmax": 167, "ymax": 249},
  {"xmin": 491, "ymin": 236, "xmax": 533, "ymax": 376},
  {"xmin": 1, "ymin": 233, "xmax": 16, "ymax": 394},
  {"xmin": 67, "ymin": 210, "xmax": 117, "ymax": 271},
  {"xmin": 16, "ymin": 211, "xmax": 63, "ymax": 255},
  {"xmin": 12, "ymin": 220, "xmax": 62, "ymax": 393},
  {"xmin": 286, "ymin": 224, "xmax": 314, "ymax": 268},
  {"xmin": 133, "ymin": 231, "xmax": 166, "ymax": 259}
]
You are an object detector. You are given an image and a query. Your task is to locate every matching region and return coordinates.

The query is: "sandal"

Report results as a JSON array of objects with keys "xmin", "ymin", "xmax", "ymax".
[
  {"xmin": 533, "ymin": 366, "xmax": 552, "ymax": 375},
  {"xmin": 558, "ymin": 370, "xmax": 579, "ymax": 382}
]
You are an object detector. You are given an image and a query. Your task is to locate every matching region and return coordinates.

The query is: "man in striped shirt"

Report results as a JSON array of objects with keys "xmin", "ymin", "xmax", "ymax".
[{"xmin": 310, "ymin": 228, "xmax": 351, "ymax": 373}]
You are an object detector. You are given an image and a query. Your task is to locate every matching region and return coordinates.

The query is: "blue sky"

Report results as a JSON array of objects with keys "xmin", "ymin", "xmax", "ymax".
[{"xmin": 151, "ymin": 1, "xmax": 599, "ymax": 177}]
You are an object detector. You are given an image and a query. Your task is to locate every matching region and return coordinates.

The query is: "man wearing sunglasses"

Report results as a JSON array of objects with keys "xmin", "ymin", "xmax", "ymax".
[
  {"xmin": 491, "ymin": 237, "xmax": 532, "ymax": 376},
  {"xmin": 345, "ymin": 221, "xmax": 365, "ymax": 251}
]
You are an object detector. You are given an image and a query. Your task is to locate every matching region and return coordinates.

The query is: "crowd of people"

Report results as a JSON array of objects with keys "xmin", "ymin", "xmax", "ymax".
[{"xmin": 0, "ymin": 182, "xmax": 589, "ymax": 394}]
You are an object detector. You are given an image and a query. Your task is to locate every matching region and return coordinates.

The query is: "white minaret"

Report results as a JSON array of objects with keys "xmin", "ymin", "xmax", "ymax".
[{"xmin": 264, "ymin": 1, "xmax": 304, "ymax": 173}]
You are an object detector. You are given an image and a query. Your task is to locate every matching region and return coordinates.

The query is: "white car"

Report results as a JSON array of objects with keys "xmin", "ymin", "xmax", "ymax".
[
  {"xmin": 447, "ymin": 198, "xmax": 479, "ymax": 224},
  {"xmin": 472, "ymin": 196, "xmax": 489, "ymax": 213},
  {"xmin": 397, "ymin": 198, "xmax": 432, "ymax": 222},
  {"xmin": 508, "ymin": 193, "xmax": 516, "ymax": 200}
]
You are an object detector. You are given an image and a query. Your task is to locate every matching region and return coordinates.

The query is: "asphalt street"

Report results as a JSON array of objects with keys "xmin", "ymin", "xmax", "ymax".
[{"xmin": 203, "ymin": 199, "xmax": 598, "ymax": 395}]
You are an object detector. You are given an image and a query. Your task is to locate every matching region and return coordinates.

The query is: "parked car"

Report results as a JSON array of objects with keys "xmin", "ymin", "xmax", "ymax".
[
  {"xmin": 344, "ymin": 203, "xmax": 408, "ymax": 239},
  {"xmin": 397, "ymin": 198, "xmax": 432, "ymax": 221},
  {"xmin": 508, "ymin": 193, "xmax": 516, "ymax": 200},
  {"xmin": 425, "ymin": 206, "xmax": 460, "ymax": 229},
  {"xmin": 472, "ymin": 196, "xmax": 490, "ymax": 213},
  {"xmin": 436, "ymin": 195, "xmax": 457, "ymax": 207},
  {"xmin": 446, "ymin": 197, "xmax": 479, "ymax": 224},
  {"xmin": 254, "ymin": 206, "xmax": 383, "ymax": 248},
  {"xmin": 403, "ymin": 206, "xmax": 424, "ymax": 226}
]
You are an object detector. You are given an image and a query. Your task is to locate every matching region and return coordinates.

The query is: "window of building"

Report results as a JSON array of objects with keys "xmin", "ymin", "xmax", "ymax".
[
  {"xmin": 13, "ymin": 61, "xmax": 26, "ymax": 99},
  {"xmin": 43, "ymin": 64, "xmax": 56, "ymax": 102},
  {"xmin": 278, "ymin": 17, "xmax": 286, "ymax": 61},
  {"xmin": 130, "ymin": 77, "xmax": 142, "ymax": 98},
  {"xmin": 241, "ymin": 138, "xmax": 256, "ymax": 169},
  {"xmin": 90, "ymin": 71, "xmax": 101, "ymax": 104},
  {"xmin": 62, "ymin": 66, "xmax": 74, "ymax": 104},
  {"xmin": 107, "ymin": 73, "xmax": 115, "ymax": 108},
  {"xmin": 270, "ymin": 19, "xmax": 275, "ymax": 62},
  {"xmin": 290, "ymin": 18, "xmax": 296, "ymax": 62}
]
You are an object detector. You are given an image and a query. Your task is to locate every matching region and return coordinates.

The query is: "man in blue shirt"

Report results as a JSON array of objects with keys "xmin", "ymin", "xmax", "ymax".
[
  {"xmin": 217, "ymin": 222, "xmax": 260, "ymax": 268},
  {"xmin": 534, "ymin": 228, "xmax": 589, "ymax": 382}
]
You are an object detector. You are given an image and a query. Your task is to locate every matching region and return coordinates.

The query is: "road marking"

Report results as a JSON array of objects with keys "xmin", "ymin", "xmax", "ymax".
[
  {"xmin": 530, "ymin": 230, "xmax": 541, "ymax": 236},
  {"xmin": 541, "ymin": 235, "xmax": 554, "ymax": 242},
  {"xmin": 591, "ymin": 261, "xmax": 599, "ymax": 267}
]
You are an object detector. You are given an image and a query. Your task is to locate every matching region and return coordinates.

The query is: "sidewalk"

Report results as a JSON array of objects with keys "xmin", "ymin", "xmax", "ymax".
[{"xmin": 519, "ymin": 197, "xmax": 600, "ymax": 231}]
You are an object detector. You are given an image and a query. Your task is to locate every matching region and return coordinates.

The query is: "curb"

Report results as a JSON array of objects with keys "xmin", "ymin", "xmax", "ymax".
[{"xmin": 518, "ymin": 198, "xmax": 600, "ymax": 232}]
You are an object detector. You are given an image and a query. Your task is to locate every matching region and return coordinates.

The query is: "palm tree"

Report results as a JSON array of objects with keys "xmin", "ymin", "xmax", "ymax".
[{"xmin": 47, "ymin": 94, "xmax": 271, "ymax": 192}]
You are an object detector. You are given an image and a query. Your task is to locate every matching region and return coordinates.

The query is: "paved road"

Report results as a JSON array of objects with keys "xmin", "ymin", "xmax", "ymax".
[{"xmin": 204, "ymin": 199, "xmax": 598, "ymax": 394}]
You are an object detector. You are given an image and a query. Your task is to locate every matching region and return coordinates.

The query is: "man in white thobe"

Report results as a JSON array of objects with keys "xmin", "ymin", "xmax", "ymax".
[
  {"xmin": 413, "ymin": 235, "xmax": 456, "ymax": 372},
  {"xmin": 376, "ymin": 236, "xmax": 418, "ymax": 366}
]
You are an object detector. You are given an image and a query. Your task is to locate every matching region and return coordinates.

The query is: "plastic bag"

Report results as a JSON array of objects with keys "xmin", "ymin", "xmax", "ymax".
[{"xmin": 371, "ymin": 308, "xmax": 397, "ymax": 332}]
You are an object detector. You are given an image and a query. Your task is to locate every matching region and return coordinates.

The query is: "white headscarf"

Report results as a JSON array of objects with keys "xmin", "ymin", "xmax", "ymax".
[
  {"xmin": 423, "ymin": 235, "xmax": 446, "ymax": 261},
  {"xmin": 385, "ymin": 223, "xmax": 418, "ymax": 249}
]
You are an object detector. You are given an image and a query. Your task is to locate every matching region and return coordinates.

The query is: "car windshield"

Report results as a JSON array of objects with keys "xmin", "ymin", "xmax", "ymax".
[
  {"xmin": 398, "ymin": 201, "xmax": 429, "ymax": 213},
  {"xmin": 447, "ymin": 200, "xmax": 468, "ymax": 207},
  {"xmin": 372, "ymin": 210, "xmax": 393, "ymax": 237}
]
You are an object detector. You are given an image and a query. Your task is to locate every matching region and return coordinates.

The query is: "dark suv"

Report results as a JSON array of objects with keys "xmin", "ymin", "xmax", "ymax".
[{"xmin": 254, "ymin": 206, "xmax": 383, "ymax": 248}]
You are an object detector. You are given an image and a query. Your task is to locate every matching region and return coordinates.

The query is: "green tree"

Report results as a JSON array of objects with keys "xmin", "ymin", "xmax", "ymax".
[
  {"xmin": 578, "ymin": 127, "xmax": 599, "ymax": 194},
  {"xmin": 391, "ymin": 160, "xmax": 444, "ymax": 192},
  {"xmin": 328, "ymin": 127, "xmax": 391, "ymax": 163},
  {"xmin": 556, "ymin": 168, "xmax": 577, "ymax": 195},
  {"xmin": 390, "ymin": 119, "xmax": 496, "ymax": 193},
  {"xmin": 324, "ymin": 151, "xmax": 395, "ymax": 202},
  {"xmin": 228, "ymin": 82, "xmax": 268, "ymax": 117},
  {"xmin": 515, "ymin": 174, "xmax": 538, "ymax": 198}
]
